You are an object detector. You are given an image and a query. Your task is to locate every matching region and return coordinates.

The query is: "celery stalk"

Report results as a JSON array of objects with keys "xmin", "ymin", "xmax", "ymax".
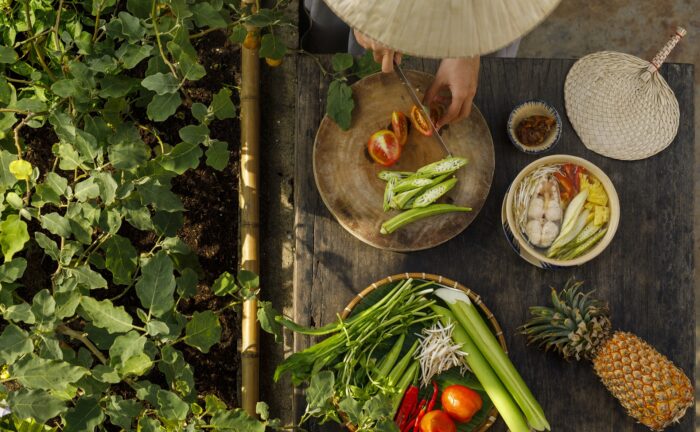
[
  {"xmin": 432, "ymin": 305, "xmax": 531, "ymax": 432},
  {"xmin": 435, "ymin": 289, "xmax": 551, "ymax": 431}
]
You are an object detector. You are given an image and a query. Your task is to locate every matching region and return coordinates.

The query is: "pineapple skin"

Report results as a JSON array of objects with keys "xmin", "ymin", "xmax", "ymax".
[{"xmin": 592, "ymin": 331, "xmax": 694, "ymax": 431}]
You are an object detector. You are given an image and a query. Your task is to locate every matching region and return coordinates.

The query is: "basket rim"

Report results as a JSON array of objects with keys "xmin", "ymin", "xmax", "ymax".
[{"xmin": 339, "ymin": 273, "xmax": 504, "ymax": 432}]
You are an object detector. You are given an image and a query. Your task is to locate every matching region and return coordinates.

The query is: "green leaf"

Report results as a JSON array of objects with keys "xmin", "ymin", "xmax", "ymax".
[
  {"xmin": 41, "ymin": 212, "xmax": 71, "ymax": 238},
  {"xmin": 237, "ymin": 270, "xmax": 259, "ymax": 291},
  {"xmin": 0, "ymin": 324, "xmax": 33, "ymax": 364},
  {"xmin": 117, "ymin": 44, "xmax": 153, "ymax": 69},
  {"xmin": 184, "ymin": 310, "xmax": 221, "ymax": 353},
  {"xmin": 191, "ymin": 102, "xmax": 208, "ymax": 122},
  {"xmin": 229, "ymin": 24, "xmax": 247, "ymax": 44},
  {"xmin": 141, "ymin": 72, "xmax": 180, "ymax": 95},
  {"xmin": 94, "ymin": 172, "xmax": 118, "ymax": 205},
  {"xmin": 152, "ymin": 210, "xmax": 183, "ymax": 237},
  {"xmin": 5, "ymin": 303, "xmax": 35, "ymax": 324},
  {"xmin": 305, "ymin": 370, "xmax": 336, "ymax": 419},
  {"xmin": 109, "ymin": 331, "xmax": 152, "ymax": 377},
  {"xmin": 105, "ymin": 396, "xmax": 143, "ymax": 430},
  {"xmin": 0, "ymin": 150, "xmax": 18, "ymax": 190},
  {"xmin": 8, "ymin": 389, "xmax": 65, "ymax": 423},
  {"xmin": 176, "ymin": 268, "xmax": 198, "ymax": 298},
  {"xmin": 244, "ymin": 9, "xmax": 285, "ymax": 27},
  {"xmin": 157, "ymin": 390, "xmax": 189, "ymax": 421},
  {"xmin": 103, "ymin": 235, "xmax": 137, "ymax": 285},
  {"xmin": 9, "ymin": 159, "xmax": 32, "ymax": 180},
  {"xmin": 55, "ymin": 289, "xmax": 81, "ymax": 319},
  {"xmin": 211, "ymin": 271, "xmax": 238, "ymax": 296},
  {"xmin": 99, "ymin": 75, "xmax": 140, "ymax": 98},
  {"xmin": 256, "ymin": 402, "xmax": 270, "ymax": 421},
  {"xmin": 80, "ymin": 297, "xmax": 134, "ymax": 333},
  {"xmin": 210, "ymin": 410, "xmax": 266, "ymax": 432},
  {"xmin": 145, "ymin": 320, "xmax": 170, "ymax": 336},
  {"xmin": 67, "ymin": 265, "xmax": 108, "ymax": 289},
  {"xmin": 354, "ymin": 50, "xmax": 382, "ymax": 77},
  {"xmin": 116, "ymin": 11, "xmax": 146, "ymax": 42},
  {"xmin": 0, "ymin": 257, "xmax": 26, "ymax": 282},
  {"xmin": 332, "ymin": 53, "xmax": 353, "ymax": 72},
  {"xmin": 258, "ymin": 301, "xmax": 282, "ymax": 343},
  {"xmin": 51, "ymin": 79, "xmax": 81, "ymax": 98},
  {"xmin": 191, "ymin": 2, "xmax": 228, "ymax": 28},
  {"xmin": 326, "ymin": 80, "xmax": 354, "ymax": 130},
  {"xmin": 109, "ymin": 140, "xmax": 150, "ymax": 170},
  {"xmin": 178, "ymin": 124, "xmax": 209, "ymax": 146},
  {"xmin": 0, "ymin": 45, "xmax": 18, "ymax": 63},
  {"xmin": 11, "ymin": 355, "xmax": 88, "ymax": 391},
  {"xmin": 0, "ymin": 214, "xmax": 29, "ymax": 261},
  {"xmin": 158, "ymin": 345, "xmax": 194, "ymax": 397},
  {"xmin": 31, "ymin": 289, "xmax": 56, "ymax": 327},
  {"xmin": 147, "ymin": 92, "xmax": 181, "ymax": 122},
  {"xmin": 74, "ymin": 177, "xmax": 100, "ymax": 201},
  {"xmin": 205, "ymin": 140, "xmax": 230, "ymax": 170},
  {"xmin": 338, "ymin": 397, "xmax": 363, "ymax": 425},
  {"xmin": 92, "ymin": 365, "xmax": 120, "ymax": 384},
  {"xmin": 159, "ymin": 142, "xmax": 202, "ymax": 174},
  {"xmin": 135, "ymin": 251, "xmax": 175, "ymax": 317},
  {"xmin": 210, "ymin": 88, "xmax": 236, "ymax": 120},
  {"xmin": 63, "ymin": 397, "xmax": 105, "ymax": 432},
  {"xmin": 167, "ymin": 42, "xmax": 206, "ymax": 81},
  {"xmin": 138, "ymin": 180, "xmax": 184, "ymax": 212},
  {"xmin": 259, "ymin": 33, "xmax": 287, "ymax": 60}
]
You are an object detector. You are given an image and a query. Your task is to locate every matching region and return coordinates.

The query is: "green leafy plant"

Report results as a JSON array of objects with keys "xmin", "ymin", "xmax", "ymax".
[{"xmin": 0, "ymin": 0, "xmax": 283, "ymax": 429}]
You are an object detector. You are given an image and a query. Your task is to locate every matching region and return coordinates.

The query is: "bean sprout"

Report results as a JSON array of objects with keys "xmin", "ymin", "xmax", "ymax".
[{"xmin": 415, "ymin": 321, "xmax": 469, "ymax": 387}]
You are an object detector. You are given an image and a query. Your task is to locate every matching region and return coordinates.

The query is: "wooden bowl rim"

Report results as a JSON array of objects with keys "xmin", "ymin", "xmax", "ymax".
[{"xmin": 339, "ymin": 273, "xmax": 505, "ymax": 432}]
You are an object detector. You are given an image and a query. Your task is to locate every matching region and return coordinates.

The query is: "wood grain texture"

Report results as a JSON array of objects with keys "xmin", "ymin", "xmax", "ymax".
[
  {"xmin": 314, "ymin": 70, "xmax": 495, "ymax": 251},
  {"xmin": 293, "ymin": 57, "xmax": 695, "ymax": 431}
]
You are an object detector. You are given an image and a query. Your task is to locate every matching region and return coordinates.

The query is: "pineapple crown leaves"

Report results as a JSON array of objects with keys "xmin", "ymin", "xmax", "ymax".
[{"xmin": 520, "ymin": 278, "xmax": 612, "ymax": 361}]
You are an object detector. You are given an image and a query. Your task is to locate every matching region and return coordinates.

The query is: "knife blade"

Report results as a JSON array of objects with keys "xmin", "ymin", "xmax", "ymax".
[{"xmin": 393, "ymin": 61, "xmax": 452, "ymax": 156}]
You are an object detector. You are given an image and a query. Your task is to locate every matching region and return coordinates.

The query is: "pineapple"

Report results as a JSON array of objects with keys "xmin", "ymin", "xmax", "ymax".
[{"xmin": 521, "ymin": 279, "xmax": 693, "ymax": 431}]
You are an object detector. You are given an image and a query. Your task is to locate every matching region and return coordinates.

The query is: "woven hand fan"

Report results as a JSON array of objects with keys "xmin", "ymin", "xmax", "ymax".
[{"xmin": 565, "ymin": 27, "xmax": 686, "ymax": 160}]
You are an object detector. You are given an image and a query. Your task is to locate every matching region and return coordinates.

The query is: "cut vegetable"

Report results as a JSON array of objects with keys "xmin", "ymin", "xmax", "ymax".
[
  {"xmin": 412, "ymin": 177, "xmax": 457, "ymax": 208},
  {"xmin": 384, "ymin": 177, "xmax": 398, "ymax": 212},
  {"xmin": 434, "ymin": 289, "xmax": 550, "ymax": 431},
  {"xmin": 416, "ymin": 156, "xmax": 468, "ymax": 177},
  {"xmin": 380, "ymin": 204, "xmax": 472, "ymax": 235},
  {"xmin": 546, "ymin": 209, "xmax": 589, "ymax": 258},
  {"xmin": 431, "ymin": 305, "xmax": 531, "ymax": 432},
  {"xmin": 379, "ymin": 171, "xmax": 413, "ymax": 181}
]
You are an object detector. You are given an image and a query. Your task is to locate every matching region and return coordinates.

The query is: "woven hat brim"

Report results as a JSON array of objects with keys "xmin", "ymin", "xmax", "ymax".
[{"xmin": 322, "ymin": 0, "xmax": 561, "ymax": 58}]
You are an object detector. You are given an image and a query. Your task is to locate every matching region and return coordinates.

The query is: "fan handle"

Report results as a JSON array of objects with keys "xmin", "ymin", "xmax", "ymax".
[{"xmin": 646, "ymin": 26, "xmax": 687, "ymax": 74}]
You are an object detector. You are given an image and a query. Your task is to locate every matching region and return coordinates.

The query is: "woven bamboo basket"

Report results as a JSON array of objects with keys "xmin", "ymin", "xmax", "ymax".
[{"xmin": 338, "ymin": 273, "xmax": 506, "ymax": 432}]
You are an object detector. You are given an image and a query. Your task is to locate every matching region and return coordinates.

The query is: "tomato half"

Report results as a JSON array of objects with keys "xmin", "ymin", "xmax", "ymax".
[
  {"xmin": 390, "ymin": 111, "xmax": 409, "ymax": 146},
  {"xmin": 367, "ymin": 130, "xmax": 401, "ymax": 166},
  {"xmin": 410, "ymin": 105, "xmax": 432, "ymax": 136},
  {"xmin": 419, "ymin": 410, "xmax": 456, "ymax": 432},
  {"xmin": 440, "ymin": 385, "xmax": 482, "ymax": 424}
]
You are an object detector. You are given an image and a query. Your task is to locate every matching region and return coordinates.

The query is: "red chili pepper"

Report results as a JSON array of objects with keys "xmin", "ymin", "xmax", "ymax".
[
  {"xmin": 426, "ymin": 381, "xmax": 439, "ymax": 412},
  {"xmin": 395, "ymin": 386, "xmax": 419, "ymax": 429},
  {"xmin": 412, "ymin": 399, "xmax": 428, "ymax": 431}
]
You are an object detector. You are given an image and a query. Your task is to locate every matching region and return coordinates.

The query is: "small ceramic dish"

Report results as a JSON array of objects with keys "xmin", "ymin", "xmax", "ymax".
[
  {"xmin": 504, "ymin": 155, "xmax": 620, "ymax": 269},
  {"xmin": 507, "ymin": 100, "xmax": 562, "ymax": 154}
]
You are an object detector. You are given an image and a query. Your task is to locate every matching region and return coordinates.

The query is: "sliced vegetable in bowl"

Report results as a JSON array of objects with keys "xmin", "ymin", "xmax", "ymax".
[{"xmin": 505, "ymin": 155, "xmax": 620, "ymax": 268}]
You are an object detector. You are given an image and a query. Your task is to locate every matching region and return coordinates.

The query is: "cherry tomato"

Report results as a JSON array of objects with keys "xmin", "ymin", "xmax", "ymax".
[
  {"xmin": 440, "ymin": 385, "xmax": 482, "ymax": 424},
  {"xmin": 419, "ymin": 410, "xmax": 456, "ymax": 432},
  {"xmin": 410, "ymin": 105, "xmax": 432, "ymax": 136},
  {"xmin": 243, "ymin": 31, "xmax": 260, "ymax": 49},
  {"xmin": 390, "ymin": 111, "xmax": 409, "ymax": 146},
  {"xmin": 265, "ymin": 57, "xmax": 283, "ymax": 67},
  {"xmin": 367, "ymin": 130, "xmax": 401, "ymax": 166}
]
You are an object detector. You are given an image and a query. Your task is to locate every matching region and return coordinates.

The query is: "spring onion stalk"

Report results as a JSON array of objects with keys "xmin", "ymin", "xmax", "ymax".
[
  {"xmin": 387, "ymin": 340, "xmax": 419, "ymax": 387},
  {"xmin": 434, "ymin": 289, "xmax": 551, "ymax": 431},
  {"xmin": 377, "ymin": 334, "xmax": 405, "ymax": 377},
  {"xmin": 380, "ymin": 204, "xmax": 472, "ymax": 234},
  {"xmin": 431, "ymin": 305, "xmax": 530, "ymax": 432}
]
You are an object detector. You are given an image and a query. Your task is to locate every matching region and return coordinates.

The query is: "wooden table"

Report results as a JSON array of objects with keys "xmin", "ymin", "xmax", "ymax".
[{"xmin": 292, "ymin": 57, "xmax": 695, "ymax": 431}]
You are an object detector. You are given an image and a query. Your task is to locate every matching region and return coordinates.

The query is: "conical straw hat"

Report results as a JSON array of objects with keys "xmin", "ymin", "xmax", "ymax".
[
  {"xmin": 322, "ymin": 0, "xmax": 561, "ymax": 58},
  {"xmin": 564, "ymin": 27, "xmax": 686, "ymax": 160}
]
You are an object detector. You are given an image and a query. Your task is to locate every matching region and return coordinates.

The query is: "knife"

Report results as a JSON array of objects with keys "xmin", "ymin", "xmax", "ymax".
[{"xmin": 393, "ymin": 61, "xmax": 452, "ymax": 157}]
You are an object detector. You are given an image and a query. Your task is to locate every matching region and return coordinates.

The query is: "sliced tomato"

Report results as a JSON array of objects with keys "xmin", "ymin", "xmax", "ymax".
[
  {"xmin": 390, "ymin": 111, "xmax": 409, "ymax": 146},
  {"xmin": 441, "ymin": 385, "xmax": 482, "ymax": 423},
  {"xmin": 430, "ymin": 103, "xmax": 445, "ymax": 126},
  {"xmin": 410, "ymin": 105, "xmax": 432, "ymax": 136},
  {"xmin": 367, "ymin": 130, "xmax": 401, "ymax": 166},
  {"xmin": 419, "ymin": 410, "xmax": 456, "ymax": 432},
  {"xmin": 554, "ymin": 171, "xmax": 574, "ymax": 203}
]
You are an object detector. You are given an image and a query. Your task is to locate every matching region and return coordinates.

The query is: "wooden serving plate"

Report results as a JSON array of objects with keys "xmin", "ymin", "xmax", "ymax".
[{"xmin": 313, "ymin": 71, "xmax": 495, "ymax": 251}]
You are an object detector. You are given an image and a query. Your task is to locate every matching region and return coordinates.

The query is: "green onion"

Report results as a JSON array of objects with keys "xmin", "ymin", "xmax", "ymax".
[
  {"xmin": 434, "ymin": 289, "xmax": 550, "ymax": 431},
  {"xmin": 432, "ymin": 305, "xmax": 530, "ymax": 432},
  {"xmin": 380, "ymin": 204, "xmax": 471, "ymax": 234}
]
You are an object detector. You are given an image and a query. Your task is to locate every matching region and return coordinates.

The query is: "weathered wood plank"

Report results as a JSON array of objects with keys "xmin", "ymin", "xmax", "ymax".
[{"xmin": 293, "ymin": 56, "xmax": 695, "ymax": 431}]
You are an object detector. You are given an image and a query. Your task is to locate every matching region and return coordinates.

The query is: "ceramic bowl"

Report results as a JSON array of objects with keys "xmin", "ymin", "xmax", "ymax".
[
  {"xmin": 503, "ymin": 155, "xmax": 620, "ymax": 269},
  {"xmin": 507, "ymin": 100, "xmax": 562, "ymax": 154}
]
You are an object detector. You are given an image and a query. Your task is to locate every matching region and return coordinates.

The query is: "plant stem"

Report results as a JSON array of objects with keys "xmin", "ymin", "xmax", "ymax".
[
  {"xmin": 296, "ymin": 49, "xmax": 330, "ymax": 76},
  {"xmin": 53, "ymin": 0, "xmax": 64, "ymax": 50},
  {"xmin": 189, "ymin": 20, "xmax": 243, "ymax": 40},
  {"xmin": 92, "ymin": 1, "xmax": 103, "ymax": 41},
  {"xmin": 151, "ymin": 0, "xmax": 180, "ymax": 79},
  {"xmin": 13, "ymin": 114, "xmax": 34, "ymax": 158},
  {"xmin": 57, "ymin": 324, "xmax": 108, "ymax": 365},
  {"xmin": 23, "ymin": 0, "xmax": 56, "ymax": 81}
]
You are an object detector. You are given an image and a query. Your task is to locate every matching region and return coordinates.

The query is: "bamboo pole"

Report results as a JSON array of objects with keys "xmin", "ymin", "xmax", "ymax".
[{"xmin": 239, "ymin": 0, "xmax": 260, "ymax": 417}]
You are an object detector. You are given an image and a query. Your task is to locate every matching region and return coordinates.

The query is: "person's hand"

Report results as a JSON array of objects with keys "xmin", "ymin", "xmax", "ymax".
[
  {"xmin": 353, "ymin": 29, "xmax": 402, "ymax": 73},
  {"xmin": 423, "ymin": 57, "xmax": 480, "ymax": 128}
]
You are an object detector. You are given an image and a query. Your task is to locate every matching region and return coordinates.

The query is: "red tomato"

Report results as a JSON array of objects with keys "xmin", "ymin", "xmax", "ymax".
[
  {"xmin": 410, "ymin": 105, "xmax": 432, "ymax": 136},
  {"xmin": 419, "ymin": 410, "xmax": 456, "ymax": 432},
  {"xmin": 390, "ymin": 111, "xmax": 409, "ymax": 146},
  {"xmin": 367, "ymin": 130, "xmax": 401, "ymax": 166},
  {"xmin": 440, "ymin": 385, "xmax": 482, "ymax": 423}
]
